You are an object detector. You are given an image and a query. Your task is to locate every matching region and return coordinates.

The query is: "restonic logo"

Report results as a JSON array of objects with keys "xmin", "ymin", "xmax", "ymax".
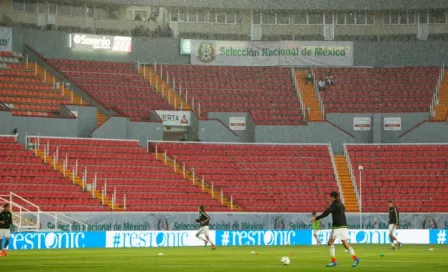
[{"xmin": 11, "ymin": 232, "xmax": 86, "ymax": 249}]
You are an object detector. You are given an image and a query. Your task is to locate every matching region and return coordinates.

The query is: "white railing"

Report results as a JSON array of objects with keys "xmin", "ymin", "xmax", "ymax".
[
  {"xmin": 0, "ymin": 192, "xmax": 88, "ymax": 231},
  {"xmin": 25, "ymin": 135, "xmax": 120, "ymax": 210},
  {"xmin": 0, "ymin": 192, "xmax": 40, "ymax": 231},
  {"xmin": 343, "ymin": 144, "xmax": 360, "ymax": 208},
  {"xmin": 312, "ymin": 68, "xmax": 326, "ymax": 119},
  {"xmin": 291, "ymin": 67, "xmax": 307, "ymax": 121},
  {"xmin": 328, "ymin": 143, "xmax": 344, "ymax": 203},
  {"xmin": 429, "ymin": 63, "xmax": 445, "ymax": 118}
]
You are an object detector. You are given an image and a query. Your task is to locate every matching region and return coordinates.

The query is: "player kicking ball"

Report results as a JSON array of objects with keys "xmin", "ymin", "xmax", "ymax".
[
  {"xmin": 313, "ymin": 192, "xmax": 360, "ymax": 268},
  {"xmin": 195, "ymin": 206, "xmax": 216, "ymax": 250}
]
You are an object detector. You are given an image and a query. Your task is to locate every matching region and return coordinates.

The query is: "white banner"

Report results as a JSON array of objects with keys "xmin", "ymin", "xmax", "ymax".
[
  {"xmin": 155, "ymin": 110, "xmax": 191, "ymax": 127},
  {"xmin": 353, "ymin": 117, "xmax": 371, "ymax": 131},
  {"xmin": 0, "ymin": 27, "xmax": 12, "ymax": 52},
  {"xmin": 229, "ymin": 117, "xmax": 246, "ymax": 131},
  {"xmin": 313, "ymin": 229, "xmax": 429, "ymax": 245},
  {"xmin": 105, "ymin": 230, "xmax": 216, "ymax": 248},
  {"xmin": 190, "ymin": 40, "xmax": 353, "ymax": 66},
  {"xmin": 384, "ymin": 117, "xmax": 402, "ymax": 131}
]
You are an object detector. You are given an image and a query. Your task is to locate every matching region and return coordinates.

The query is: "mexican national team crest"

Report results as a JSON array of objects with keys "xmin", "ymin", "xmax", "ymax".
[{"xmin": 198, "ymin": 42, "xmax": 215, "ymax": 63}]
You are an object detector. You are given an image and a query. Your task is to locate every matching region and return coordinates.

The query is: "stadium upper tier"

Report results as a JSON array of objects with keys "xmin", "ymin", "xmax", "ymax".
[
  {"xmin": 158, "ymin": 64, "xmax": 304, "ymax": 125},
  {"xmin": 0, "ymin": 52, "xmax": 72, "ymax": 117},
  {"xmin": 48, "ymin": 59, "xmax": 173, "ymax": 121},
  {"xmin": 346, "ymin": 144, "xmax": 448, "ymax": 212},
  {"xmin": 314, "ymin": 67, "xmax": 440, "ymax": 113}
]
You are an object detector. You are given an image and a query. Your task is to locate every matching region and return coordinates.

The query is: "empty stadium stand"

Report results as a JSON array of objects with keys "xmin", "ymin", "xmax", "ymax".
[
  {"xmin": 48, "ymin": 59, "xmax": 173, "ymax": 121},
  {"xmin": 0, "ymin": 52, "xmax": 72, "ymax": 117},
  {"xmin": 32, "ymin": 137, "xmax": 229, "ymax": 212},
  {"xmin": 314, "ymin": 67, "xmax": 440, "ymax": 113},
  {"xmin": 153, "ymin": 142, "xmax": 339, "ymax": 212},
  {"xmin": 346, "ymin": 144, "xmax": 448, "ymax": 212},
  {"xmin": 0, "ymin": 136, "xmax": 107, "ymax": 211},
  {"xmin": 159, "ymin": 65, "xmax": 303, "ymax": 125}
]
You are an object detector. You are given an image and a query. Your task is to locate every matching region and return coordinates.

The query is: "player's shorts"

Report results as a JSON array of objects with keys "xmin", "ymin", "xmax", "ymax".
[
  {"xmin": 196, "ymin": 226, "xmax": 210, "ymax": 236},
  {"xmin": 330, "ymin": 228, "xmax": 350, "ymax": 241},
  {"xmin": 0, "ymin": 229, "xmax": 10, "ymax": 238},
  {"xmin": 313, "ymin": 230, "xmax": 319, "ymax": 236},
  {"xmin": 388, "ymin": 224, "xmax": 396, "ymax": 234}
]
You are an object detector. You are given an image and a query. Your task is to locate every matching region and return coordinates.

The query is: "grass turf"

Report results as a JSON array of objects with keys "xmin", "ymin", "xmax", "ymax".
[{"xmin": 1, "ymin": 244, "xmax": 447, "ymax": 271}]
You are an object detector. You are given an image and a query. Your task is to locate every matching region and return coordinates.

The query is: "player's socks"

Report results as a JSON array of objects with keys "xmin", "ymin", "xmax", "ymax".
[
  {"xmin": 347, "ymin": 247, "xmax": 357, "ymax": 260},
  {"xmin": 391, "ymin": 241, "xmax": 395, "ymax": 248},
  {"xmin": 329, "ymin": 245, "xmax": 336, "ymax": 261}
]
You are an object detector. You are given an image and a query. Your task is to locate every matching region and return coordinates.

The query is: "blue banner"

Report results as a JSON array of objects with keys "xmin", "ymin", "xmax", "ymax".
[
  {"xmin": 8, "ymin": 231, "xmax": 106, "ymax": 250},
  {"xmin": 215, "ymin": 230, "xmax": 312, "ymax": 246},
  {"xmin": 430, "ymin": 230, "xmax": 447, "ymax": 244}
]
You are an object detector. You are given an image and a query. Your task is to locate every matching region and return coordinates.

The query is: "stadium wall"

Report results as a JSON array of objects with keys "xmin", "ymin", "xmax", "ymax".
[
  {"xmin": 399, "ymin": 122, "xmax": 448, "ymax": 143},
  {"xmin": 255, "ymin": 123, "xmax": 356, "ymax": 153},
  {"xmin": 208, "ymin": 112, "xmax": 255, "ymax": 142},
  {"xmin": 326, "ymin": 112, "xmax": 429, "ymax": 144},
  {"xmin": 91, "ymin": 117, "xmax": 164, "ymax": 146},
  {"xmin": 198, "ymin": 120, "xmax": 241, "ymax": 142},
  {"xmin": 11, "ymin": 28, "xmax": 448, "ymax": 66},
  {"xmin": 0, "ymin": 106, "xmax": 96, "ymax": 145}
]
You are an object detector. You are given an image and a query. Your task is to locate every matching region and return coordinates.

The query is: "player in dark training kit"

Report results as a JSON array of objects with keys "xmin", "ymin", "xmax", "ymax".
[
  {"xmin": 0, "ymin": 204, "xmax": 13, "ymax": 256},
  {"xmin": 195, "ymin": 206, "xmax": 216, "ymax": 250},
  {"xmin": 313, "ymin": 192, "xmax": 360, "ymax": 268},
  {"xmin": 388, "ymin": 200, "xmax": 402, "ymax": 250}
]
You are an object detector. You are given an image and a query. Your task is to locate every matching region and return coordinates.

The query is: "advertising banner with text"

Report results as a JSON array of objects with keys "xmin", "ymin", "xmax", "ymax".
[
  {"xmin": 69, "ymin": 33, "xmax": 132, "ymax": 52},
  {"xmin": 155, "ymin": 110, "xmax": 191, "ymax": 126},
  {"xmin": 190, "ymin": 40, "xmax": 353, "ymax": 66},
  {"xmin": 0, "ymin": 27, "xmax": 12, "ymax": 52},
  {"xmin": 28, "ymin": 212, "xmax": 448, "ymax": 233}
]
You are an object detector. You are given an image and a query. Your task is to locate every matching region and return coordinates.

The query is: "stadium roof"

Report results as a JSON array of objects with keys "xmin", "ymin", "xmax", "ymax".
[{"xmin": 87, "ymin": 0, "xmax": 448, "ymax": 11}]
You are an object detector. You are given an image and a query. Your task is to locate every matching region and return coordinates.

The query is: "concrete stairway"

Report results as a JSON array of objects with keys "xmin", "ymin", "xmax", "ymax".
[
  {"xmin": 139, "ymin": 66, "xmax": 192, "ymax": 111},
  {"xmin": 334, "ymin": 155, "xmax": 359, "ymax": 212},
  {"xmin": 295, "ymin": 70, "xmax": 323, "ymax": 121},
  {"xmin": 433, "ymin": 72, "xmax": 448, "ymax": 121},
  {"xmin": 155, "ymin": 153, "xmax": 241, "ymax": 211},
  {"xmin": 34, "ymin": 149, "xmax": 119, "ymax": 211}
]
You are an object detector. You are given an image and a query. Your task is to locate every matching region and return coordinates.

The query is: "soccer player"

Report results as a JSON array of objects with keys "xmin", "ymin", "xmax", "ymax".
[
  {"xmin": 388, "ymin": 200, "xmax": 402, "ymax": 250},
  {"xmin": 312, "ymin": 211, "xmax": 322, "ymax": 245},
  {"xmin": 313, "ymin": 192, "xmax": 360, "ymax": 268},
  {"xmin": 0, "ymin": 204, "xmax": 13, "ymax": 256},
  {"xmin": 195, "ymin": 206, "xmax": 216, "ymax": 250}
]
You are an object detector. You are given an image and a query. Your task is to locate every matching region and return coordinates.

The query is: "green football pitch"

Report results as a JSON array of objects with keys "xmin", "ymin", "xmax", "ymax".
[{"xmin": 1, "ymin": 245, "xmax": 447, "ymax": 272}]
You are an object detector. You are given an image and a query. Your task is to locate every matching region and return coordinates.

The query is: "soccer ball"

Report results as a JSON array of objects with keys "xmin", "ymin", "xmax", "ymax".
[{"xmin": 281, "ymin": 256, "xmax": 291, "ymax": 265}]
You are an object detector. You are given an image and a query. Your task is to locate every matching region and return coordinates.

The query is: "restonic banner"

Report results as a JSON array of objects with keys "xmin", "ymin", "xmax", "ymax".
[
  {"xmin": 69, "ymin": 33, "xmax": 132, "ymax": 52},
  {"xmin": 27, "ymin": 212, "xmax": 448, "ymax": 232},
  {"xmin": 0, "ymin": 27, "xmax": 12, "ymax": 52},
  {"xmin": 190, "ymin": 40, "xmax": 353, "ymax": 66}
]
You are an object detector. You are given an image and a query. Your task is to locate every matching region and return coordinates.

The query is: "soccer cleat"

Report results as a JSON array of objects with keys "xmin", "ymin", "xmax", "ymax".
[
  {"xmin": 326, "ymin": 262, "xmax": 337, "ymax": 267},
  {"xmin": 204, "ymin": 240, "xmax": 208, "ymax": 247},
  {"xmin": 212, "ymin": 246, "xmax": 217, "ymax": 251},
  {"xmin": 352, "ymin": 258, "xmax": 360, "ymax": 267},
  {"xmin": 1, "ymin": 250, "xmax": 6, "ymax": 256},
  {"xmin": 389, "ymin": 247, "xmax": 395, "ymax": 250},
  {"xmin": 398, "ymin": 243, "xmax": 402, "ymax": 250}
]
